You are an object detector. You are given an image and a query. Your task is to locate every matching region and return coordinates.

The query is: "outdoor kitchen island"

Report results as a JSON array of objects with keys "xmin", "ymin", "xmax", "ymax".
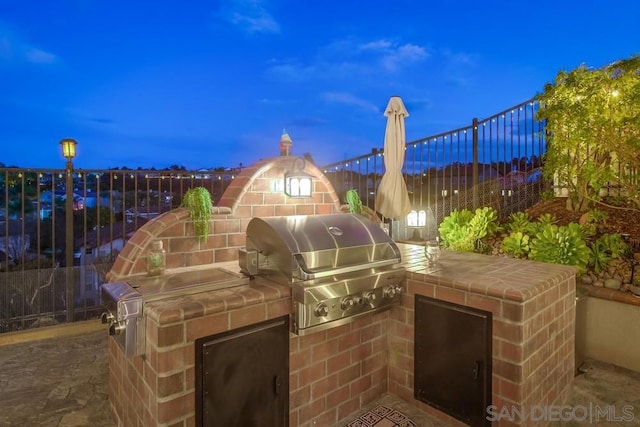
[{"xmin": 105, "ymin": 242, "xmax": 577, "ymax": 427}]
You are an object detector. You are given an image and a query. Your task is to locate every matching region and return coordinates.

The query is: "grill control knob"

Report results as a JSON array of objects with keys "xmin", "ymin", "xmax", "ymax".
[
  {"xmin": 340, "ymin": 297, "xmax": 355, "ymax": 310},
  {"xmin": 101, "ymin": 312, "xmax": 115, "ymax": 324},
  {"xmin": 363, "ymin": 291, "xmax": 377, "ymax": 305},
  {"xmin": 109, "ymin": 321, "xmax": 126, "ymax": 336},
  {"xmin": 314, "ymin": 302, "xmax": 329, "ymax": 317},
  {"xmin": 383, "ymin": 285, "xmax": 397, "ymax": 299}
]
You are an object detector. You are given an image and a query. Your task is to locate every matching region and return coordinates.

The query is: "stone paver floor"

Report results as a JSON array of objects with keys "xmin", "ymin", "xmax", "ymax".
[
  {"xmin": 1, "ymin": 328, "xmax": 640, "ymax": 426},
  {"xmin": 0, "ymin": 329, "xmax": 113, "ymax": 427}
]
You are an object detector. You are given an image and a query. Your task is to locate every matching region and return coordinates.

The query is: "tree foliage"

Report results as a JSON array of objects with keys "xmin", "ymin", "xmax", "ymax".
[{"xmin": 536, "ymin": 55, "xmax": 640, "ymax": 211}]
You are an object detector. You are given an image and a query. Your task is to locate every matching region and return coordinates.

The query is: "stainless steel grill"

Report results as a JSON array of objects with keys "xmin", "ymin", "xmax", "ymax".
[{"xmin": 240, "ymin": 213, "xmax": 405, "ymax": 335}]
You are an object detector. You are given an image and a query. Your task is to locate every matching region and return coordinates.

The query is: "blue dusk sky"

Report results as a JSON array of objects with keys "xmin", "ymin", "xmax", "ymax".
[{"xmin": 1, "ymin": 0, "xmax": 638, "ymax": 170}]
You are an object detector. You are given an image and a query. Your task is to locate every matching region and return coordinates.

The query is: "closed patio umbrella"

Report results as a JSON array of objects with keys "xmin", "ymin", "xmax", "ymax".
[{"xmin": 375, "ymin": 96, "xmax": 412, "ymax": 220}]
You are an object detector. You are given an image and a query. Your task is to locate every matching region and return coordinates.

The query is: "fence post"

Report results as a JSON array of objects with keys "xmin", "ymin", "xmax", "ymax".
[
  {"xmin": 472, "ymin": 118, "xmax": 479, "ymax": 207},
  {"xmin": 65, "ymin": 164, "xmax": 75, "ymax": 322}
]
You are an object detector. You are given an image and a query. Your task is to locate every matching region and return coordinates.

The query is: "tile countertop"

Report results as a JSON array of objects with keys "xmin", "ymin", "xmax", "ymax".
[
  {"xmin": 396, "ymin": 242, "xmax": 578, "ymax": 303},
  {"xmin": 141, "ymin": 243, "xmax": 579, "ymax": 325},
  {"xmin": 143, "ymin": 270, "xmax": 291, "ymax": 325}
]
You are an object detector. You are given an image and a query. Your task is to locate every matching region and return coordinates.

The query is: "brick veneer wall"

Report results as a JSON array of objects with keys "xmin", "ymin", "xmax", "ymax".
[
  {"xmin": 388, "ymin": 272, "xmax": 576, "ymax": 426},
  {"xmin": 107, "ymin": 156, "xmax": 343, "ymax": 281},
  {"xmin": 289, "ymin": 312, "xmax": 389, "ymax": 426},
  {"xmin": 107, "ymin": 279, "xmax": 390, "ymax": 426},
  {"xmin": 107, "ymin": 280, "xmax": 292, "ymax": 426},
  {"xmin": 106, "ymin": 156, "xmax": 387, "ymax": 426}
]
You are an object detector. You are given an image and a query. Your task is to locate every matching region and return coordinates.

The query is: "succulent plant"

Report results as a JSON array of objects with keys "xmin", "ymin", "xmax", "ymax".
[
  {"xmin": 147, "ymin": 252, "xmax": 164, "ymax": 267},
  {"xmin": 594, "ymin": 233, "xmax": 631, "ymax": 259},
  {"xmin": 529, "ymin": 223, "xmax": 590, "ymax": 273},
  {"xmin": 537, "ymin": 213, "xmax": 558, "ymax": 225},
  {"xmin": 588, "ymin": 243, "xmax": 612, "ymax": 273},
  {"xmin": 501, "ymin": 232, "xmax": 530, "ymax": 259},
  {"xmin": 506, "ymin": 212, "xmax": 531, "ymax": 233},
  {"xmin": 505, "ymin": 211, "xmax": 540, "ymax": 235},
  {"xmin": 439, "ymin": 207, "xmax": 500, "ymax": 253}
]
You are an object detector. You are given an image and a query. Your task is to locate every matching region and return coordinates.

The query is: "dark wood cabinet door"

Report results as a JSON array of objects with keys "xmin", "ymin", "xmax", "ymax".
[
  {"xmin": 196, "ymin": 316, "xmax": 289, "ymax": 427},
  {"xmin": 414, "ymin": 295, "xmax": 492, "ymax": 427}
]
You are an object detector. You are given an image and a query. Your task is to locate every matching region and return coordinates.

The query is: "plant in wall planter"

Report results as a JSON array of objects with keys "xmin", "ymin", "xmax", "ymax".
[
  {"xmin": 182, "ymin": 187, "xmax": 214, "ymax": 241},
  {"xmin": 345, "ymin": 189, "xmax": 363, "ymax": 215}
]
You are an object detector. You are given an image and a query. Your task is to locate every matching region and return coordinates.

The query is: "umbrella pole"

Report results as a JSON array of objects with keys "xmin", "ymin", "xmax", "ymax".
[{"xmin": 382, "ymin": 216, "xmax": 392, "ymax": 239}]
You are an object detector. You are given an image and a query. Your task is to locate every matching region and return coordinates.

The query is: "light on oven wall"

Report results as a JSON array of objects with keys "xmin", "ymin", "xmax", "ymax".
[
  {"xmin": 407, "ymin": 209, "xmax": 427, "ymax": 240},
  {"xmin": 407, "ymin": 209, "xmax": 426, "ymax": 227},
  {"xmin": 284, "ymin": 173, "xmax": 312, "ymax": 198}
]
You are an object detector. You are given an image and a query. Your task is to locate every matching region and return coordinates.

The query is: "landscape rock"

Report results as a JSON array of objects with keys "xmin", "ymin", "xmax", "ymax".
[{"xmin": 603, "ymin": 278, "xmax": 622, "ymax": 290}]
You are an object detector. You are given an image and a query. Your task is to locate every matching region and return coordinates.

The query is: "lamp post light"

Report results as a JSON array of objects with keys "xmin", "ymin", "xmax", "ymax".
[{"xmin": 60, "ymin": 138, "xmax": 77, "ymax": 322}]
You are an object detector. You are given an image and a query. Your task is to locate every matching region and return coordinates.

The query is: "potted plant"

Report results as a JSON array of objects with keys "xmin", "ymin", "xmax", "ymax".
[
  {"xmin": 345, "ymin": 189, "xmax": 363, "ymax": 215},
  {"xmin": 146, "ymin": 240, "xmax": 166, "ymax": 276},
  {"xmin": 182, "ymin": 187, "xmax": 214, "ymax": 241}
]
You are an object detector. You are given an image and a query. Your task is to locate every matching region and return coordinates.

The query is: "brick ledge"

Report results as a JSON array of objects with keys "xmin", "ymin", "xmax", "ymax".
[{"xmin": 580, "ymin": 284, "xmax": 640, "ymax": 306}]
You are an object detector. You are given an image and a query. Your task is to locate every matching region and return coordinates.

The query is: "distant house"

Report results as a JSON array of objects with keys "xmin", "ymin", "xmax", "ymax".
[
  {"xmin": 83, "ymin": 190, "xmax": 119, "ymax": 210},
  {"xmin": 75, "ymin": 217, "xmax": 148, "ymax": 300},
  {"xmin": 77, "ymin": 217, "xmax": 148, "ymax": 261},
  {"xmin": 0, "ymin": 220, "xmax": 30, "ymax": 266},
  {"xmin": 125, "ymin": 208, "xmax": 162, "ymax": 222},
  {"xmin": 0, "ymin": 249, "xmax": 13, "ymax": 271},
  {"xmin": 39, "ymin": 190, "xmax": 84, "ymax": 210}
]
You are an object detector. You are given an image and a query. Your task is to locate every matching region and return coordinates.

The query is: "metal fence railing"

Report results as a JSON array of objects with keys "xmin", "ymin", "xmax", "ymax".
[
  {"xmin": 0, "ymin": 167, "xmax": 240, "ymax": 332},
  {"xmin": 321, "ymin": 99, "xmax": 546, "ymax": 237},
  {"xmin": 0, "ymin": 98, "xmax": 547, "ymax": 332}
]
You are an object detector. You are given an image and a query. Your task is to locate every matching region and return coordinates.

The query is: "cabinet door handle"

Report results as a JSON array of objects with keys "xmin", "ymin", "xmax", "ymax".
[
  {"xmin": 274, "ymin": 375, "xmax": 282, "ymax": 395},
  {"xmin": 473, "ymin": 361, "xmax": 480, "ymax": 380}
]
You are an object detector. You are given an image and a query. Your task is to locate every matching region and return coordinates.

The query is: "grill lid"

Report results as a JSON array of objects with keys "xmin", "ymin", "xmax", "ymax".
[{"xmin": 243, "ymin": 214, "xmax": 401, "ymax": 281}]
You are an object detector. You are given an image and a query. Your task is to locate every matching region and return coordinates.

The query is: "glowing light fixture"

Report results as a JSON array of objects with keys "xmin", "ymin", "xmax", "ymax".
[
  {"xmin": 407, "ymin": 209, "xmax": 427, "ymax": 227},
  {"xmin": 284, "ymin": 173, "xmax": 312, "ymax": 198},
  {"xmin": 407, "ymin": 209, "xmax": 427, "ymax": 241},
  {"xmin": 59, "ymin": 138, "xmax": 78, "ymax": 160}
]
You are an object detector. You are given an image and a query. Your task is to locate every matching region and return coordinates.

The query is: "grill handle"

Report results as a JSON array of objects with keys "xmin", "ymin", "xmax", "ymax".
[{"xmin": 293, "ymin": 253, "xmax": 400, "ymax": 280}]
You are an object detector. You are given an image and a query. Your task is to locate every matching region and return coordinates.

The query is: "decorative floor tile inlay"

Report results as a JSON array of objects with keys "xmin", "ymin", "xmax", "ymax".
[{"xmin": 346, "ymin": 405, "xmax": 418, "ymax": 427}]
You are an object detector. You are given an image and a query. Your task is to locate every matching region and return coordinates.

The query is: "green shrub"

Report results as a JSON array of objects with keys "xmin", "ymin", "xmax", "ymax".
[
  {"xmin": 439, "ymin": 207, "xmax": 500, "ymax": 253},
  {"xmin": 595, "ymin": 233, "xmax": 630, "ymax": 259},
  {"xmin": 469, "ymin": 207, "xmax": 501, "ymax": 236},
  {"xmin": 607, "ymin": 196, "xmax": 630, "ymax": 207},
  {"xmin": 439, "ymin": 209, "xmax": 474, "ymax": 233},
  {"xmin": 579, "ymin": 209, "xmax": 608, "ymax": 239},
  {"xmin": 588, "ymin": 244, "xmax": 612, "ymax": 273},
  {"xmin": 501, "ymin": 232, "xmax": 530, "ymax": 259},
  {"xmin": 505, "ymin": 212, "xmax": 533, "ymax": 234},
  {"xmin": 587, "ymin": 232, "xmax": 628, "ymax": 274},
  {"xmin": 529, "ymin": 223, "xmax": 590, "ymax": 273},
  {"xmin": 541, "ymin": 190, "xmax": 556, "ymax": 201},
  {"xmin": 587, "ymin": 208, "xmax": 608, "ymax": 224},
  {"xmin": 536, "ymin": 55, "xmax": 640, "ymax": 211},
  {"xmin": 537, "ymin": 213, "xmax": 558, "ymax": 225}
]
